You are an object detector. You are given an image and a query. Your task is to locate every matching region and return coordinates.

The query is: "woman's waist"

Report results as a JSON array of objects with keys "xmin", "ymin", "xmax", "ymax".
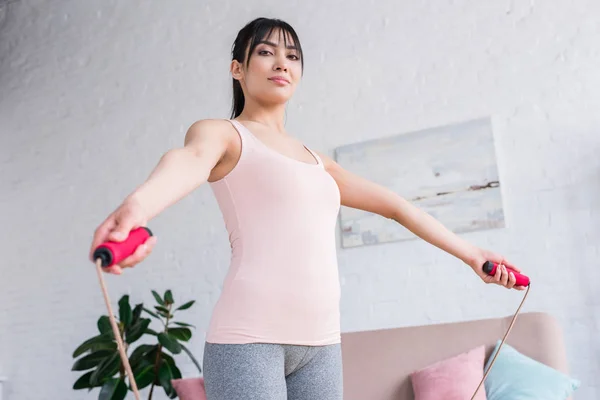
[
  {"xmin": 228, "ymin": 259, "xmax": 340, "ymax": 288},
  {"xmin": 221, "ymin": 273, "xmax": 340, "ymax": 310}
]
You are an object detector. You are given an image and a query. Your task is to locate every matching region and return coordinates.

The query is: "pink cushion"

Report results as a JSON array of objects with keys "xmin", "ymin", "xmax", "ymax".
[
  {"xmin": 171, "ymin": 377, "xmax": 207, "ymax": 400},
  {"xmin": 410, "ymin": 345, "xmax": 487, "ymax": 400}
]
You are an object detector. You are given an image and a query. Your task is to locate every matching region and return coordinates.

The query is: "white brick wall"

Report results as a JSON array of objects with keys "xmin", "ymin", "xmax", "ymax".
[{"xmin": 1, "ymin": 0, "xmax": 598, "ymax": 398}]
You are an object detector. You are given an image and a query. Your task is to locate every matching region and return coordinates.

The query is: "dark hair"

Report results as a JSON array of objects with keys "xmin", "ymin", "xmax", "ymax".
[{"xmin": 230, "ymin": 17, "xmax": 304, "ymax": 119}]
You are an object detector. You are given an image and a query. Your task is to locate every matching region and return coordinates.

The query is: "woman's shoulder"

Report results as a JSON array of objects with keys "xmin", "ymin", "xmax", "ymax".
[
  {"xmin": 184, "ymin": 119, "xmax": 245, "ymax": 183},
  {"xmin": 186, "ymin": 118, "xmax": 235, "ymax": 134},
  {"xmin": 184, "ymin": 118, "xmax": 238, "ymax": 146}
]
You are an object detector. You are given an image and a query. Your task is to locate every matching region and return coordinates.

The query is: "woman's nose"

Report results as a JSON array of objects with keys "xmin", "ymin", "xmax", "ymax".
[{"xmin": 274, "ymin": 56, "xmax": 288, "ymax": 71}]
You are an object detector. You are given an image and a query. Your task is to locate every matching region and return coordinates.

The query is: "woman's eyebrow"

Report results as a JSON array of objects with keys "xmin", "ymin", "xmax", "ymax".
[{"xmin": 258, "ymin": 40, "xmax": 298, "ymax": 50}]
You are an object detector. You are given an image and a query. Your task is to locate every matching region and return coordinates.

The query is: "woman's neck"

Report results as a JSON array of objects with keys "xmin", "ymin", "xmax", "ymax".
[{"xmin": 237, "ymin": 102, "xmax": 287, "ymax": 135}]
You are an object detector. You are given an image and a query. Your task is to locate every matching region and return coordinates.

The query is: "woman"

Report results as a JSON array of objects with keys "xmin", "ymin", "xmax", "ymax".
[{"xmin": 89, "ymin": 17, "xmax": 525, "ymax": 400}]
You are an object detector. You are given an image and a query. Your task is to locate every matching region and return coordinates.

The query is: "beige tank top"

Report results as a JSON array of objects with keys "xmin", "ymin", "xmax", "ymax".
[{"xmin": 205, "ymin": 119, "xmax": 342, "ymax": 345}]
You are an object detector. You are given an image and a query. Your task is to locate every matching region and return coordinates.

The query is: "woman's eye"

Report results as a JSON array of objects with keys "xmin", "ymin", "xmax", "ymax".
[{"xmin": 257, "ymin": 49, "xmax": 299, "ymax": 60}]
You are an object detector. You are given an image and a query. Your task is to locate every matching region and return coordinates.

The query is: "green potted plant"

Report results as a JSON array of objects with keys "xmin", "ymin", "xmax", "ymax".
[{"xmin": 71, "ymin": 290, "xmax": 202, "ymax": 399}]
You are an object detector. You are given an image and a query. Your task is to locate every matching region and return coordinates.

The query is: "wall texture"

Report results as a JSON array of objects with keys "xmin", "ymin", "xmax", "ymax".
[{"xmin": 1, "ymin": 0, "xmax": 598, "ymax": 398}]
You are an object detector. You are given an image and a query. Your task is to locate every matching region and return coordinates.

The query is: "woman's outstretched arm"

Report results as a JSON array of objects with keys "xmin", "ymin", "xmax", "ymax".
[
  {"xmin": 318, "ymin": 151, "xmax": 525, "ymax": 290},
  {"xmin": 89, "ymin": 119, "xmax": 233, "ymax": 273},
  {"xmin": 126, "ymin": 119, "xmax": 232, "ymax": 221}
]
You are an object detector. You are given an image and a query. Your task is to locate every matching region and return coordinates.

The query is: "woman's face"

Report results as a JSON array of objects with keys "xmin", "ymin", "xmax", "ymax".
[{"xmin": 232, "ymin": 29, "xmax": 302, "ymax": 106}]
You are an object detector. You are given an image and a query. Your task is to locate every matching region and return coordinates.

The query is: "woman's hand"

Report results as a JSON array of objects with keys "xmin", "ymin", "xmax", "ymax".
[
  {"xmin": 89, "ymin": 196, "xmax": 157, "ymax": 275},
  {"xmin": 468, "ymin": 248, "xmax": 527, "ymax": 290}
]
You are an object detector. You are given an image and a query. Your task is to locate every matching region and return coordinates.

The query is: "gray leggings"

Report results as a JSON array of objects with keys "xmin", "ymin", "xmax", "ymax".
[{"xmin": 202, "ymin": 341, "xmax": 343, "ymax": 400}]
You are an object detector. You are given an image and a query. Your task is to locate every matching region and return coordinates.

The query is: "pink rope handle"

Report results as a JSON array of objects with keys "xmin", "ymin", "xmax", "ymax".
[{"xmin": 95, "ymin": 259, "xmax": 141, "ymax": 399}]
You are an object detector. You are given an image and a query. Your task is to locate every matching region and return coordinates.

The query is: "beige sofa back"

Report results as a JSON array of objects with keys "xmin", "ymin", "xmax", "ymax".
[{"xmin": 340, "ymin": 312, "xmax": 570, "ymax": 400}]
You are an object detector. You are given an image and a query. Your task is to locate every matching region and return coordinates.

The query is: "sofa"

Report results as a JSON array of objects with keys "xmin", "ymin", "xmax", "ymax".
[{"xmin": 340, "ymin": 311, "xmax": 573, "ymax": 400}]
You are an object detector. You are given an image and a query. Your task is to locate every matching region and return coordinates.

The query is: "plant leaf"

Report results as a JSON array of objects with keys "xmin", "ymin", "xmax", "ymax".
[
  {"xmin": 72, "ymin": 331, "xmax": 114, "ymax": 358},
  {"xmin": 72, "ymin": 349, "xmax": 114, "ymax": 371},
  {"xmin": 175, "ymin": 300, "xmax": 195, "ymax": 311},
  {"xmin": 143, "ymin": 307, "xmax": 160, "ymax": 319},
  {"xmin": 155, "ymin": 305, "xmax": 170, "ymax": 314},
  {"xmin": 97, "ymin": 316, "xmax": 112, "ymax": 334},
  {"xmin": 89, "ymin": 341, "xmax": 118, "ymax": 354},
  {"xmin": 145, "ymin": 328, "xmax": 159, "ymax": 336},
  {"xmin": 171, "ymin": 363, "xmax": 182, "ymax": 380},
  {"xmin": 158, "ymin": 332, "xmax": 182, "ymax": 354},
  {"xmin": 164, "ymin": 290, "xmax": 174, "ymax": 305},
  {"xmin": 90, "ymin": 352, "xmax": 120, "ymax": 387},
  {"xmin": 133, "ymin": 364, "xmax": 155, "ymax": 390},
  {"xmin": 181, "ymin": 343, "xmax": 202, "ymax": 374},
  {"xmin": 129, "ymin": 344, "xmax": 157, "ymax": 368},
  {"xmin": 132, "ymin": 303, "xmax": 144, "ymax": 325},
  {"xmin": 152, "ymin": 290, "xmax": 165, "ymax": 306},
  {"xmin": 118, "ymin": 295, "xmax": 132, "ymax": 328},
  {"xmin": 144, "ymin": 346, "xmax": 160, "ymax": 365},
  {"xmin": 168, "ymin": 327, "xmax": 192, "ymax": 342},
  {"xmin": 160, "ymin": 350, "xmax": 175, "ymax": 366},
  {"xmin": 132, "ymin": 357, "xmax": 154, "ymax": 375},
  {"xmin": 158, "ymin": 361, "xmax": 176, "ymax": 398},
  {"xmin": 99, "ymin": 377, "xmax": 127, "ymax": 400},
  {"xmin": 113, "ymin": 379, "xmax": 128, "ymax": 400},
  {"xmin": 125, "ymin": 318, "xmax": 151, "ymax": 344},
  {"xmin": 98, "ymin": 378, "xmax": 117, "ymax": 400},
  {"xmin": 73, "ymin": 371, "xmax": 95, "ymax": 390},
  {"xmin": 173, "ymin": 321, "xmax": 195, "ymax": 328},
  {"xmin": 154, "ymin": 305, "xmax": 172, "ymax": 319}
]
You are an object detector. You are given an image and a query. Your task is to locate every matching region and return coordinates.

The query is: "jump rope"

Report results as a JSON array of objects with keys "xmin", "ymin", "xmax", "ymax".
[{"xmin": 91, "ymin": 227, "xmax": 531, "ymax": 399}]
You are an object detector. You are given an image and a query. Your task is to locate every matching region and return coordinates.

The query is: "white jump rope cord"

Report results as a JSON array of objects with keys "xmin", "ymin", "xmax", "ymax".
[
  {"xmin": 470, "ymin": 283, "xmax": 531, "ymax": 399},
  {"xmin": 96, "ymin": 259, "xmax": 141, "ymax": 400}
]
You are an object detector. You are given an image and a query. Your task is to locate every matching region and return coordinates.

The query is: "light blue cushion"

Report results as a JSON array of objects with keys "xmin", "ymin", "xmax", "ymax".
[{"xmin": 484, "ymin": 340, "xmax": 580, "ymax": 399}]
